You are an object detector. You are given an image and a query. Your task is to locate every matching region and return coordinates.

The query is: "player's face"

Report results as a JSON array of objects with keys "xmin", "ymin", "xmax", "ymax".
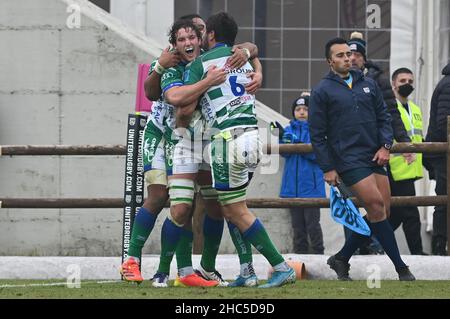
[
  {"xmin": 294, "ymin": 105, "xmax": 308, "ymax": 121},
  {"xmin": 192, "ymin": 17, "xmax": 206, "ymax": 38},
  {"xmin": 351, "ymin": 51, "xmax": 365, "ymax": 70},
  {"xmin": 175, "ymin": 27, "xmax": 201, "ymax": 62},
  {"xmin": 328, "ymin": 44, "xmax": 352, "ymax": 76}
]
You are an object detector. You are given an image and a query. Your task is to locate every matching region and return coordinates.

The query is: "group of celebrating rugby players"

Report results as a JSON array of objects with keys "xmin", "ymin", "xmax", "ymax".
[{"xmin": 119, "ymin": 12, "xmax": 297, "ymax": 289}]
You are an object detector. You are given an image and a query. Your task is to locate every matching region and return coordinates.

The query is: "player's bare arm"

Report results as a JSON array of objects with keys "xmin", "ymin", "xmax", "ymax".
[
  {"xmin": 245, "ymin": 57, "xmax": 263, "ymax": 94},
  {"xmin": 164, "ymin": 65, "xmax": 226, "ymax": 107},
  {"xmin": 175, "ymin": 101, "xmax": 197, "ymax": 128},
  {"xmin": 144, "ymin": 47, "xmax": 181, "ymax": 101},
  {"xmin": 228, "ymin": 42, "xmax": 258, "ymax": 69}
]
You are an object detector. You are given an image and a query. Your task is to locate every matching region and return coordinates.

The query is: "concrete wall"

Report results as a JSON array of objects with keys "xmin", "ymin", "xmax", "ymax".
[
  {"xmin": 0, "ymin": 0, "xmax": 422, "ymax": 257},
  {"xmin": 0, "ymin": 0, "xmax": 157, "ymax": 256},
  {"xmin": 110, "ymin": 0, "xmax": 174, "ymax": 48}
]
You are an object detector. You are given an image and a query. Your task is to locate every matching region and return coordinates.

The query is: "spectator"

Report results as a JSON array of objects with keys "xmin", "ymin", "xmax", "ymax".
[
  {"xmin": 348, "ymin": 31, "xmax": 411, "ymax": 143},
  {"xmin": 425, "ymin": 62, "xmax": 450, "ymax": 256},
  {"xmin": 388, "ymin": 67, "xmax": 426, "ymax": 255},
  {"xmin": 279, "ymin": 93, "xmax": 325, "ymax": 254}
]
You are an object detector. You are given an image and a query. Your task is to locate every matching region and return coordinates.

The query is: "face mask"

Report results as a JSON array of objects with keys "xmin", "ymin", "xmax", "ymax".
[{"xmin": 398, "ymin": 83, "xmax": 414, "ymax": 98}]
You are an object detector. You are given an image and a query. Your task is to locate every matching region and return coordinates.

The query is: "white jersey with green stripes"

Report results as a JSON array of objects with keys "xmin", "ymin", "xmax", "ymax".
[{"xmin": 184, "ymin": 44, "xmax": 258, "ymax": 132}]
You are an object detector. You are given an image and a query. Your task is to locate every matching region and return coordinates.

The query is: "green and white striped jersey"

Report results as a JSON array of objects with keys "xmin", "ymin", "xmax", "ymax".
[{"xmin": 183, "ymin": 44, "xmax": 258, "ymax": 132}]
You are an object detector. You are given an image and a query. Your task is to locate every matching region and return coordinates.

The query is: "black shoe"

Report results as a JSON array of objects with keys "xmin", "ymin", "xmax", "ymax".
[
  {"xmin": 327, "ymin": 255, "xmax": 352, "ymax": 281},
  {"xmin": 397, "ymin": 266, "xmax": 416, "ymax": 281}
]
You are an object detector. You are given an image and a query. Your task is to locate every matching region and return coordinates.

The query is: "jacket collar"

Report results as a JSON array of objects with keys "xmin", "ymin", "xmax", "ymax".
[{"xmin": 325, "ymin": 69, "xmax": 364, "ymax": 86}]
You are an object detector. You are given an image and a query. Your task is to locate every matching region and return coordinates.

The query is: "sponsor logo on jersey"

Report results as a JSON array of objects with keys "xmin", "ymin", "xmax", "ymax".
[
  {"xmin": 226, "ymin": 68, "xmax": 253, "ymax": 74},
  {"xmin": 229, "ymin": 94, "xmax": 252, "ymax": 108},
  {"xmin": 230, "ymin": 97, "xmax": 241, "ymax": 107},
  {"xmin": 161, "ymin": 72, "xmax": 174, "ymax": 82}
]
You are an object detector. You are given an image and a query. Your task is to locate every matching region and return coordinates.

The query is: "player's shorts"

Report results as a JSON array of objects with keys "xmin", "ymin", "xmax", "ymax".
[
  {"xmin": 169, "ymin": 110, "xmax": 209, "ymax": 175},
  {"xmin": 209, "ymin": 127, "xmax": 261, "ymax": 192},
  {"xmin": 172, "ymin": 138, "xmax": 210, "ymax": 175},
  {"xmin": 143, "ymin": 120, "xmax": 166, "ymax": 172}
]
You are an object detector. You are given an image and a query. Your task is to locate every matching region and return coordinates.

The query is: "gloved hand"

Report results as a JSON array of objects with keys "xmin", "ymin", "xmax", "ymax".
[
  {"xmin": 282, "ymin": 133, "xmax": 292, "ymax": 143},
  {"xmin": 281, "ymin": 132, "xmax": 298, "ymax": 144},
  {"xmin": 269, "ymin": 121, "xmax": 284, "ymax": 139}
]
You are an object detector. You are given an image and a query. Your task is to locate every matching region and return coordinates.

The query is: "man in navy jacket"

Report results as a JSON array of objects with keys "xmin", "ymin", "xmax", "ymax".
[
  {"xmin": 309, "ymin": 37, "xmax": 415, "ymax": 281},
  {"xmin": 280, "ymin": 94, "xmax": 325, "ymax": 254}
]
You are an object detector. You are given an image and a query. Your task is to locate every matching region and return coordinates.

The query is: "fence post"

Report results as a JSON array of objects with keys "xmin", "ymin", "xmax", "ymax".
[{"xmin": 447, "ymin": 116, "xmax": 450, "ymax": 255}]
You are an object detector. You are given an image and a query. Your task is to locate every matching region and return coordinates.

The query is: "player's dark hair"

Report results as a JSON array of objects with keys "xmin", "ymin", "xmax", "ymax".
[
  {"xmin": 392, "ymin": 67, "xmax": 413, "ymax": 81},
  {"xmin": 205, "ymin": 12, "xmax": 238, "ymax": 46},
  {"xmin": 179, "ymin": 13, "xmax": 203, "ymax": 20},
  {"xmin": 325, "ymin": 37, "xmax": 348, "ymax": 60},
  {"xmin": 168, "ymin": 19, "xmax": 202, "ymax": 45}
]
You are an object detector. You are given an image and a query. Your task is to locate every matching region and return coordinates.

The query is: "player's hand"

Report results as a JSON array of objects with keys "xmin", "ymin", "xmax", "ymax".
[
  {"xmin": 402, "ymin": 153, "xmax": 416, "ymax": 165},
  {"xmin": 245, "ymin": 72, "xmax": 263, "ymax": 94},
  {"xmin": 205, "ymin": 65, "xmax": 227, "ymax": 86},
  {"xmin": 227, "ymin": 46, "xmax": 248, "ymax": 69},
  {"xmin": 324, "ymin": 170, "xmax": 340, "ymax": 186},
  {"xmin": 158, "ymin": 46, "xmax": 181, "ymax": 69},
  {"xmin": 372, "ymin": 147, "xmax": 390, "ymax": 166}
]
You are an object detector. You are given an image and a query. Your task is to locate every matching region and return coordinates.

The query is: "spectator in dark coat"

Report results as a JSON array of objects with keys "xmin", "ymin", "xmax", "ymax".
[
  {"xmin": 279, "ymin": 94, "xmax": 325, "ymax": 254},
  {"xmin": 425, "ymin": 62, "xmax": 450, "ymax": 255},
  {"xmin": 348, "ymin": 31, "xmax": 411, "ymax": 143}
]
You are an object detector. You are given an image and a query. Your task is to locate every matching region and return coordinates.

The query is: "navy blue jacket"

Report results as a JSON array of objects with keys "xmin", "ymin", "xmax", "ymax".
[
  {"xmin": 309, "ymin": 70, "xmax": 393, "ymax": 174},
  {"xmin": 279, "ymin": 120, "xmax": 326, "ymax": 198}
]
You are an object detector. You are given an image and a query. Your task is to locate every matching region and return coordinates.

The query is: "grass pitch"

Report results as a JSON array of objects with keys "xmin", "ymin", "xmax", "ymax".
[{"xmin": 1, "ymin": 279, "xmax": 449, "ymax": 299}]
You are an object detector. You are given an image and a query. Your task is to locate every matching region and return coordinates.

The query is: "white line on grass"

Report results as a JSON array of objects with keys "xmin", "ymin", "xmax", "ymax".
[{"xmin": 0, "ymin": 280, "xmax": 122, "ymax": 289}]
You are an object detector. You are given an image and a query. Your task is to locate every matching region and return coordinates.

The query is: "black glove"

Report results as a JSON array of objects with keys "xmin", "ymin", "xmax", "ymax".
[{"xmin": 270, "ymin": 121, "xmax": 284, "ymax": 139}]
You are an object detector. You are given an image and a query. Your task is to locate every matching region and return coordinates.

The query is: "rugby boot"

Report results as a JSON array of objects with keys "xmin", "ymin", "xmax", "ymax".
[
  {"xmin": 195, "ymin": 265, "xmax": 229, "ymax": 287},
  {"xmin": 119, "ymin": 257, "xmax": 143, "ymax": 283}
]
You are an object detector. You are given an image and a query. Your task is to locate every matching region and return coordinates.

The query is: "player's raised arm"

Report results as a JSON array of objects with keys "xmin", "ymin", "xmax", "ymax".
[
  {"xmin": 144, "ymin": 47, "xmax": 181, "ymax": 101},
  {"xmin": 228, "ymin": 42, "xmax": 258, "ymax": 69}
]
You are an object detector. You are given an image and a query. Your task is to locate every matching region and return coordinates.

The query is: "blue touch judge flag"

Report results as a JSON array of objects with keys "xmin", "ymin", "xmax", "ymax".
[{"xmin": 329, "ymin": 185, "xmax": 371, "ymax": 236}]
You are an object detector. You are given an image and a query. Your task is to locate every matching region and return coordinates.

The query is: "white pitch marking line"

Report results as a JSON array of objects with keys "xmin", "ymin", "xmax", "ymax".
[{"xmin": 0, "ymin": 280, "xmax": 121, "ymax": 289}]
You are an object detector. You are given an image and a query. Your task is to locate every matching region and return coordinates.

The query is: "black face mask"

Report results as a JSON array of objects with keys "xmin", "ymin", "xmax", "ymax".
[{"xmin": 398, "ymin": 83, "xmax": 414, "ymax": 98}]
